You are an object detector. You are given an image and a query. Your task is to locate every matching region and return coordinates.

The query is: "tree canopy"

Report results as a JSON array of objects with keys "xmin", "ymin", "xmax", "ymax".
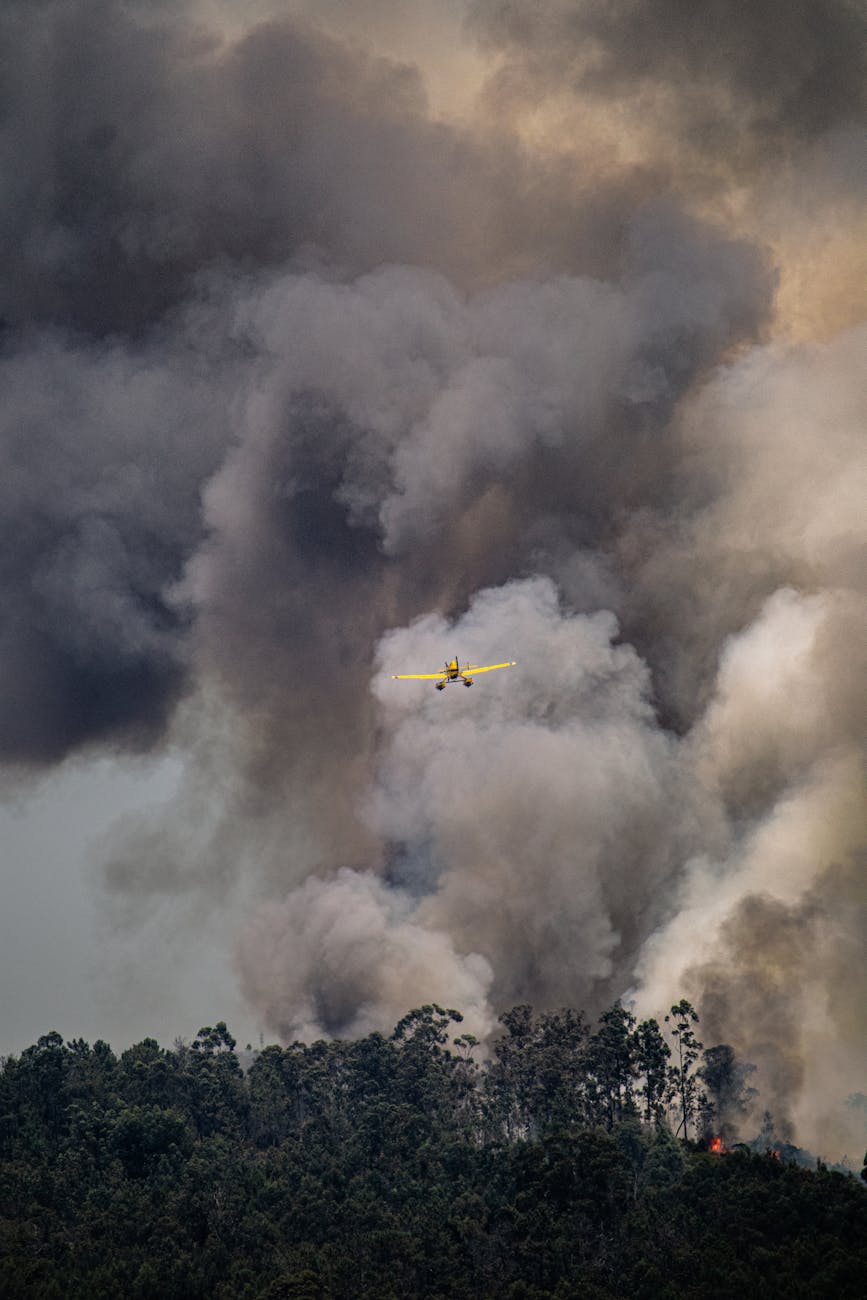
[{"xmin": 1, "ymin": 1002, "xmax": 864, "ymax": 1298}]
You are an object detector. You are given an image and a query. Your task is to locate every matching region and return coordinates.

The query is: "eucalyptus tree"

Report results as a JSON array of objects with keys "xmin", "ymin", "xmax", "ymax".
[
  {"xmin": 633, "ymin": 1017, "xmax": 672, "ymax": 1128},
  {"xmin": 665, "ymin": 1000, "xmax": 704, "ymax": 1141}
]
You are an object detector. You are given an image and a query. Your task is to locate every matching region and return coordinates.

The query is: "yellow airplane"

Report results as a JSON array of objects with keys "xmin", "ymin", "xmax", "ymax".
[{"xmin": 391, "ymin": 656, "xmax": 516, "ymax": 691}]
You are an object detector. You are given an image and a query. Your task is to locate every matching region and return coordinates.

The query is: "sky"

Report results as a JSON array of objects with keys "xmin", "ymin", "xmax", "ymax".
[{"xmin": 0, "ymin": 0, "xmax": 865, "ymax": 1158}]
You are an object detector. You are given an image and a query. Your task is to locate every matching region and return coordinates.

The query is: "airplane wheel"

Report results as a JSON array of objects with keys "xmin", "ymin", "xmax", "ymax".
[{"xmin": 464, "ymin": 680, "xmax": 473, "ymax": 687}]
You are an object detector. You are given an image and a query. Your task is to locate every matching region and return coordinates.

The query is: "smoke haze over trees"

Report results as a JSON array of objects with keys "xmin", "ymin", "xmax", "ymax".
[{"xmin": 1, "ymin": 0, "xmax": 865, "ymax": 1158}]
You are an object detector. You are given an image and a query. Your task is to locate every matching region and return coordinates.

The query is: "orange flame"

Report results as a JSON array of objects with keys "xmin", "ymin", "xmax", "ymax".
[{"xmin": 708, "ymin": 1136, "xmax": 726, "ymax": 1154}]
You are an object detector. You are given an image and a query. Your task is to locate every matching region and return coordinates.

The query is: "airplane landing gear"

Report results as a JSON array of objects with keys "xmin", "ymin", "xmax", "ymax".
[
  {"xmin": 436, "ymin": 681, "xmax": 446, "ymax": 690},
  {"xmin": 464, "ymin": 678, "xmax": 473, "ymax": 687}
]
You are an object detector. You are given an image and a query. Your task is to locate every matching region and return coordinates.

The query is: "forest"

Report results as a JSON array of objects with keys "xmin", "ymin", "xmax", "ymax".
[{"xmin": 1, "ymin": 1001, "xmax": 865, "ymax": 1299}]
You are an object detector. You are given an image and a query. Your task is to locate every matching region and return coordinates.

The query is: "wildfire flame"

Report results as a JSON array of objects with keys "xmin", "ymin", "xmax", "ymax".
[{"xmin": 708, "ymin": 1136, "xmax": 727, "ymax": 1154}]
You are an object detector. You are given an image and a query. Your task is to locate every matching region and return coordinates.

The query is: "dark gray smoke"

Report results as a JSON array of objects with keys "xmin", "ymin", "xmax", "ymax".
[
  {"xmin": 0, "ymin": 0, "xmax": 661, "ymax": 337},
  {"xmin": 684, "ymin": 848, "xmax": 867, "ymax": 1149},
  {"xmin": 2, "ymin": 0, "xmax": 864, "ymax": 1155},
  {"xmin": 470, "ymin": 0, "xmax": 867, "ymax": 167},
  {"xmin": 0, "ymin": 327, "xmax": 230, "ymax": 765}
]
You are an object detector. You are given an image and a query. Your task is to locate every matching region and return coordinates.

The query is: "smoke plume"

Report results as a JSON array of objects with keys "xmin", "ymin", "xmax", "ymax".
[{"xmin": 3, "ymin": 0, "xmax": 865, "ymax": 1154}]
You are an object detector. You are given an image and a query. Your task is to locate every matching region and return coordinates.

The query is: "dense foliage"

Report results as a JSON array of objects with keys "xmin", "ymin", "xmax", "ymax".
[{"xmin": 1, "ymin": 1005, "xmax": 865, "ymax": 1298}]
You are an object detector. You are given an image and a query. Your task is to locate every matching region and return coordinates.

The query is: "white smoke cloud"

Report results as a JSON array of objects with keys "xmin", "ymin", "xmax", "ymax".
[
  {"xmin": 2, "ymin": 0, "xmax": 864, "ymax": 1158},
  {"xmin": 238, "ymin": 576, "xmax": 722, "ymax": 1038},
  {"xmin": 622, "ymin": 319, "xmax": 867, "ymax": 1147},
  {"xmin": 695, "ymin": 586, "xmax": 867, "ymax": 811},
  {"xmin": 237, "ymin": 867, "xmax": 494, "ymax": 1042},
  {"xmin": 185, "ymin": 247, "xmax": 865, "ymax": 1162},
  {"xmin": 679, "ymin": 324, "xmax": 867, "ymax": 590}
]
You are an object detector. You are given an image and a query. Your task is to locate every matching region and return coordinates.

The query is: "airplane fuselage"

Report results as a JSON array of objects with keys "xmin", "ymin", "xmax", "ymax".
[{"xmin": 437, "ymin": 657, "xmax": 473, "ymax": 689}]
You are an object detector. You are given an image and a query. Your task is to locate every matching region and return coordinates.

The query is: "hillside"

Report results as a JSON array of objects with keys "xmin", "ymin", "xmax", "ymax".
[{"xmin": 2, "ymin": 1005, "xmax": 865, "ymax": 1298}]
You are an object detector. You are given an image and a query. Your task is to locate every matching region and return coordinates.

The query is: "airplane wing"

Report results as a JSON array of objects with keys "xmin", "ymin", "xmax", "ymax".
[
  {"xmin": 391, "ymin": 672, "xmax": 447, "ymax": 680},
  {"xmin": 465, "ymin": 661, "xmax": 517, "ymax": 674}
]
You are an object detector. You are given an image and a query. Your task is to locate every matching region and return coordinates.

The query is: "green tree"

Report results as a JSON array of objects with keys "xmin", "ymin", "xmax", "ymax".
[
  {"xmin": 246, "ymin": 1043, "xmax": 311, "ymax": 1146},
  {"xmin": 633, "ymin": 1017, "xmax": 671, "ymax": 1128},
  {"xmin": 109, "ymin": 1104, "xmax": 190, "ymax": 1178},
  {"xmin": 120, "ymin": 1037, "xmax": 180, "ymax": 1108},
  {"xmin": 665, "ymin": 1000, "xmax": 703, "ymax": 1141},
  {"xmin": 584, "ymin": 1002, "xmax": 637, "ymax": 1130},
  {"xmin": 182, "ymin": 1022, "xmax": 248, "ymax": 1138},
  {"xmin": 484, "ymin": 1005, "xmax": 590, "ymax": 1140},
  {"xmin": 698, "ymin": 1043, "xmax": 757, "ymax": 1140}
]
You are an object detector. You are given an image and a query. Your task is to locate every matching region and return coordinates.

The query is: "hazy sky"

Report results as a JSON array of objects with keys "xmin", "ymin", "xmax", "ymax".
[
  {"xmin": 0, "ymin": 755, "xmax": 258, "ymax": 1053},
  {"xmin": 1, "ymin": 0, "xmax": 864, "ymax": 1158}
]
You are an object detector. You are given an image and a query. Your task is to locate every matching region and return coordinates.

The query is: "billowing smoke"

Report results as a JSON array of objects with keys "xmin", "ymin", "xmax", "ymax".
[
  {"xmin": 237, "ymin": 868, "xmax": 495, "ymax": 1044},
  {"xmin": 469, "ymin": 0, "xmax": 867, "ymax": 162},
  {"xmin": 0, "ymin": 329, "xmax": 228, "ymax": 765},
  {"xmin": 3, "ymin": 0, "xmax": 865, "ymax": 1155}
]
